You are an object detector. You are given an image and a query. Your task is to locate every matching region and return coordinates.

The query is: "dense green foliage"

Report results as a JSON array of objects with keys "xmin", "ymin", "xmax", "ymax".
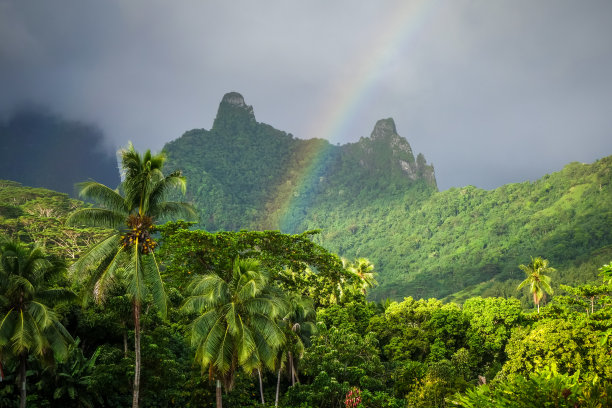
[
  {"xmin": 0, "ymin": 108, "xmax": 120, "ymax": 196},
  {"xmin": 0, "ymin": 191, "xmax": 611, "ymax": 407},
  {"xmin": 0, "ymin": 180, "xmax": 111, "ymax": 259}
]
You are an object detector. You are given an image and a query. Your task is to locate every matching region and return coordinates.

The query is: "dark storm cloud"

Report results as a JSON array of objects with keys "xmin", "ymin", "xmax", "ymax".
[{"xmin": 1, "ymin": 0, "xmax": 611, "ymax": 190}]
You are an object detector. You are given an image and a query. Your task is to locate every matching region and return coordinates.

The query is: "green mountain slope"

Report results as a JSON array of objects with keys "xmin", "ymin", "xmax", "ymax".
[
  {"xmin": 299, "ymin": 158, "xmax": 612, "ymax": 300},
  {"xmin": 163, "ymin": 92, "xmax": 612, "ymax": 300}
]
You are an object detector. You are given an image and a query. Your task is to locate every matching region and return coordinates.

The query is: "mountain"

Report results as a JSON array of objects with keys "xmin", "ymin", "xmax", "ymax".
[
  {"xmin": 164, "ymin": 92, "xmax": 612, "ymax": 301},
  {"xmin": 0, "ymin": 108, "xmax": 120, "ymax": 196},
  {"xmin": 164, "ymin": 92, "xmax": 436, "ymax": 232}
]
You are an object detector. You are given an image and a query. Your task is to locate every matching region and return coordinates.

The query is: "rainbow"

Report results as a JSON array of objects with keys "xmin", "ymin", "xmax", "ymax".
[{"xmin": 265, "ymin": 1, "xmax": 440, "ymax": 231}]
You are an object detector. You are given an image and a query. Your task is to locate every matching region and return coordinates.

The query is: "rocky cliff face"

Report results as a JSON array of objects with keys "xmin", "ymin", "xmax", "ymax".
[
  {"xmin": 351, "ymin": 118, "xmax": 437, "ymax": 188},
  {"xmin": 212, "ymin": 91, "xmax": 257, "ymax": 132}
]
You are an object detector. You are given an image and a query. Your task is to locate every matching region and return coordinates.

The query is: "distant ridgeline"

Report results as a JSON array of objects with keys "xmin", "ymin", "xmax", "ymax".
[
  {"xmin": 0, "ymin": 108, "xmax": 120, "ymax": 196},
  {"xmin": 164, "ymin": 92, "xmax": 612, "ymax": 301}
]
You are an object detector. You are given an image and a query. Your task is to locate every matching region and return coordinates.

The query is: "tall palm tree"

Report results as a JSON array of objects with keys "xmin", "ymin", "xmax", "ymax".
[
  {"xmin": 66, "ymin": 143, "xmax": 195, "ymax": 408},
  {"xmin": 0, "ymin": 239, "xmax": 74, "ymax": 408},
  {"xmin": 182, "ymin": 257, "xmax": 287, "ymax": 408},
  {"xmin": 517, "ymin": 256, "xmax": 555, "ymax": 313}
]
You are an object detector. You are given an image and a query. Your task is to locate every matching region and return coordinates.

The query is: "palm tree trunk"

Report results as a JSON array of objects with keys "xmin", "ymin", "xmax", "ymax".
[
  {"xmin": 275, "ymin": 368, "xmax": 281, "ymax": 407},
  {"xmin": 19, "ymin": 353, "xmax": 26, "ymax": 408},
  {"xmin": 293, "ymin": 364, "xmax": 300, "ymax": 384},
  {"xmin": 288, "ymin": 351, "xmax": 295, "ymax": 386},
  {"xmin": 123, "ymin": 324, "xmax": 128, "ymax": 358},
  {"xmin": 258, "ymin": 368, "xmax": 265, "ymax": 404},
  {"xmin": 216, "ymin": 379, "xmax": 223, "ymax": 408},
  {"xmin": 132, "ymin": 302, "xmax": 141, "ymax": 408}
]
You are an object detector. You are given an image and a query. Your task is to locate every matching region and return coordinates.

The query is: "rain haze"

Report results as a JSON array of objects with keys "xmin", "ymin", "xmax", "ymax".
[{"xmin": 1, "ymin": 0, "xmax": 612, "ymax": 190}]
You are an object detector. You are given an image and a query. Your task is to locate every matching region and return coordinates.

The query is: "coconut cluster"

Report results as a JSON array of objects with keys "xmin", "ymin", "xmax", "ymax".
[{"xmin": 121, "ymin": 214, "xmax": 157, "ymax": 254}]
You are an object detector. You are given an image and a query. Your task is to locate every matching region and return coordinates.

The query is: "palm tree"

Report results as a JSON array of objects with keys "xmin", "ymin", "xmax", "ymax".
[
  {"xmin": 182, "ymin": 257, "xmax": 287, "ymax": 408},
  {"xmin": 66, "ymin": 143, "xmax": 195, "ymax": 408},
  {"xmin": 517, "ymin": 256, "xmax": 555, "ymax": 313},
  {"xmin": 0, "ymin": 239, "xmax": 74, "ymax": 408},
  {"xmin": 275, "ymin": 294, "xmax": 316, "ymax": 407},
  {"xmin": 346, "ymin": 258, "xmax": 378, "ymax": 294}
]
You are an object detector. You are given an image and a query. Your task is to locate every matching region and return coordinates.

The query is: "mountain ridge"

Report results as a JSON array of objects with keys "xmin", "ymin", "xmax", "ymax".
[
  {"xmin": 163, "ymin": 92, "xmax": 612, "ymax": 301},
  {"xmin": 164, "ymin": 92, "xmax": 436, "ymax": 232}
]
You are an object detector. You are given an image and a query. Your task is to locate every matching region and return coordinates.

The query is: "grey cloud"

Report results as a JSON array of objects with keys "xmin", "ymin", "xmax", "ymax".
[{"xmin": 1, "ymin": 0, "xmax": 611, "ymax": 190}]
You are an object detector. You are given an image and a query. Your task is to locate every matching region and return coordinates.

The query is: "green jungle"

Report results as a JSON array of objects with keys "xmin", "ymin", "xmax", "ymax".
[{"xmin": 0, "ymin": 94, "xmax": 612, "ymax": 407}]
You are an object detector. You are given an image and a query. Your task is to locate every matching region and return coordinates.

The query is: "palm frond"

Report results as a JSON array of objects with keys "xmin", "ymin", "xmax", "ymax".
[
  {"xmin": 126, "ymin": 243, "xmax": 147, "ymax": 304},
  {"xmin": 142, "ymin": 252, "xmax": 167, "ymax": 317},
  {"xmin": 27, "ymin": 301, "xmax": 57, "ymax": 329},
  {"xmin": 66, "ymin": 208, "xmax": 126, "ymax": 229},
  {"xmin": 148, "ymin": 172, "xmax": 187, "ymax": 209},
  {"xmin": 69, "ymin": 234, "xmax": 121, "ymax": 278},
  {"xmin": 150, "ymin": 201, "xmax": 197, "ymax": 222},
  {"xmin": 74, "ymin": 181, "xmax": 125, "ymax": 210},
  {"xmin": 37, "ymin": 288, "xmax": 77, "ymax": 305}
]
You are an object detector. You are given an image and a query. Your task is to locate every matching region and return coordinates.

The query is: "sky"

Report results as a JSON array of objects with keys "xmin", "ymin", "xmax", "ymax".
[{"xmin": 1, "ymin": 0, "xmax": 612, "ymax": 191}]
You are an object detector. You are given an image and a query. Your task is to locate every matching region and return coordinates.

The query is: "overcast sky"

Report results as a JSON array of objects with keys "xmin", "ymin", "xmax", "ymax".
[{"xmin": 1, "ymin": 0, "xmax": 611, "ymax": 190}]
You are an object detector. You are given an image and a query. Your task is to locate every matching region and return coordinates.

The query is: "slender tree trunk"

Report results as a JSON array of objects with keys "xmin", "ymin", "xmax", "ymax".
[
  {"xmin": 19, "ymin": 353, "xmax": 26, "ymax": 408},
  {"xmin": 258, "ymin": 368, "xmax": 265, "ymax": 404},
  {"xmin": 216, "ymin": 379, "xmax": 223, "ymax": 408},
  {"xmin": 275, "ymin": 369, "xmax": 281, "ymax": 408},
  {"xmin": 293, "ymin": 364, "xmax": 300, "ymax": 384},
  {"xmin": 123, "ymin": 324, "xmax": 128, "ymax": 358},
  {"xmin": 288, "ymin": 352, "xmax": 295, "ymax": 386},
  {"xmin": 132, "ymin": 302, "xmax": 141, "ymax": 408}
]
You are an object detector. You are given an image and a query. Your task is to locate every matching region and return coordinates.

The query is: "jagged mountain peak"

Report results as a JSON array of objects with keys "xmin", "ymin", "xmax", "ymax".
[
  {"xmin": 213, "ymin": 92, "xmax": 256, "ymax": 130},
  {"xmin": 222, "ymin": 91, "xmax": 249, "ymax": 108},
  {"xmin": 370, "ymin": 118, "xmax": 398, "ymax": 140}
]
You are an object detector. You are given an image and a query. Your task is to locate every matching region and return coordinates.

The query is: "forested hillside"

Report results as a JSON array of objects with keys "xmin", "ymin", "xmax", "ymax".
[
  {"xmin": 301, "ymin": 157, "xmax": 612, "ymax": 301},
  {"xmin": 163, "ymin": 93, "xmax": 612, "ymax": 301}
]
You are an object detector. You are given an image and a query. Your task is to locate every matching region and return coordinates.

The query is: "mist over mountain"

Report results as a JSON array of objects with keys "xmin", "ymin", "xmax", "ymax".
[{"xmin": 0, "ymin": 108, "xmax": 120, "ymax": 196}]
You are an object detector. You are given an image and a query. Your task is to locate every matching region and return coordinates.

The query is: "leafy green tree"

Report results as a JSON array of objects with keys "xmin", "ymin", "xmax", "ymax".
[
  {"xmin": 450, "ymin": 365, "xmax": 612, "ymax": 408},
  {"xmin": 600, "ymin": 262, "xmax": 612, "ymax": 284},
  {"xmin": 517, "ymin": 257, "xmax": 555, "ymax": 313},
  {"xmin": 502, "ymin": 317, "xmax": 612, "ymax": 380},
  {"xmin": 66, "ymin": 143, "xmax": 195, "ymax": 408},
  {"xmin": 290, "ymin": 322, "xmax": 389, "ymax": 408},
  {"xmin": 182, "ymin": 257, "xmax": 287, "ymax": 408},
  {"xmin": 0, "ymin": 239, "xmax": 74, "ymax": 408},
  {"xmin": 462, "ymin": 297, "xmax": 524, "ymax": 376}
]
